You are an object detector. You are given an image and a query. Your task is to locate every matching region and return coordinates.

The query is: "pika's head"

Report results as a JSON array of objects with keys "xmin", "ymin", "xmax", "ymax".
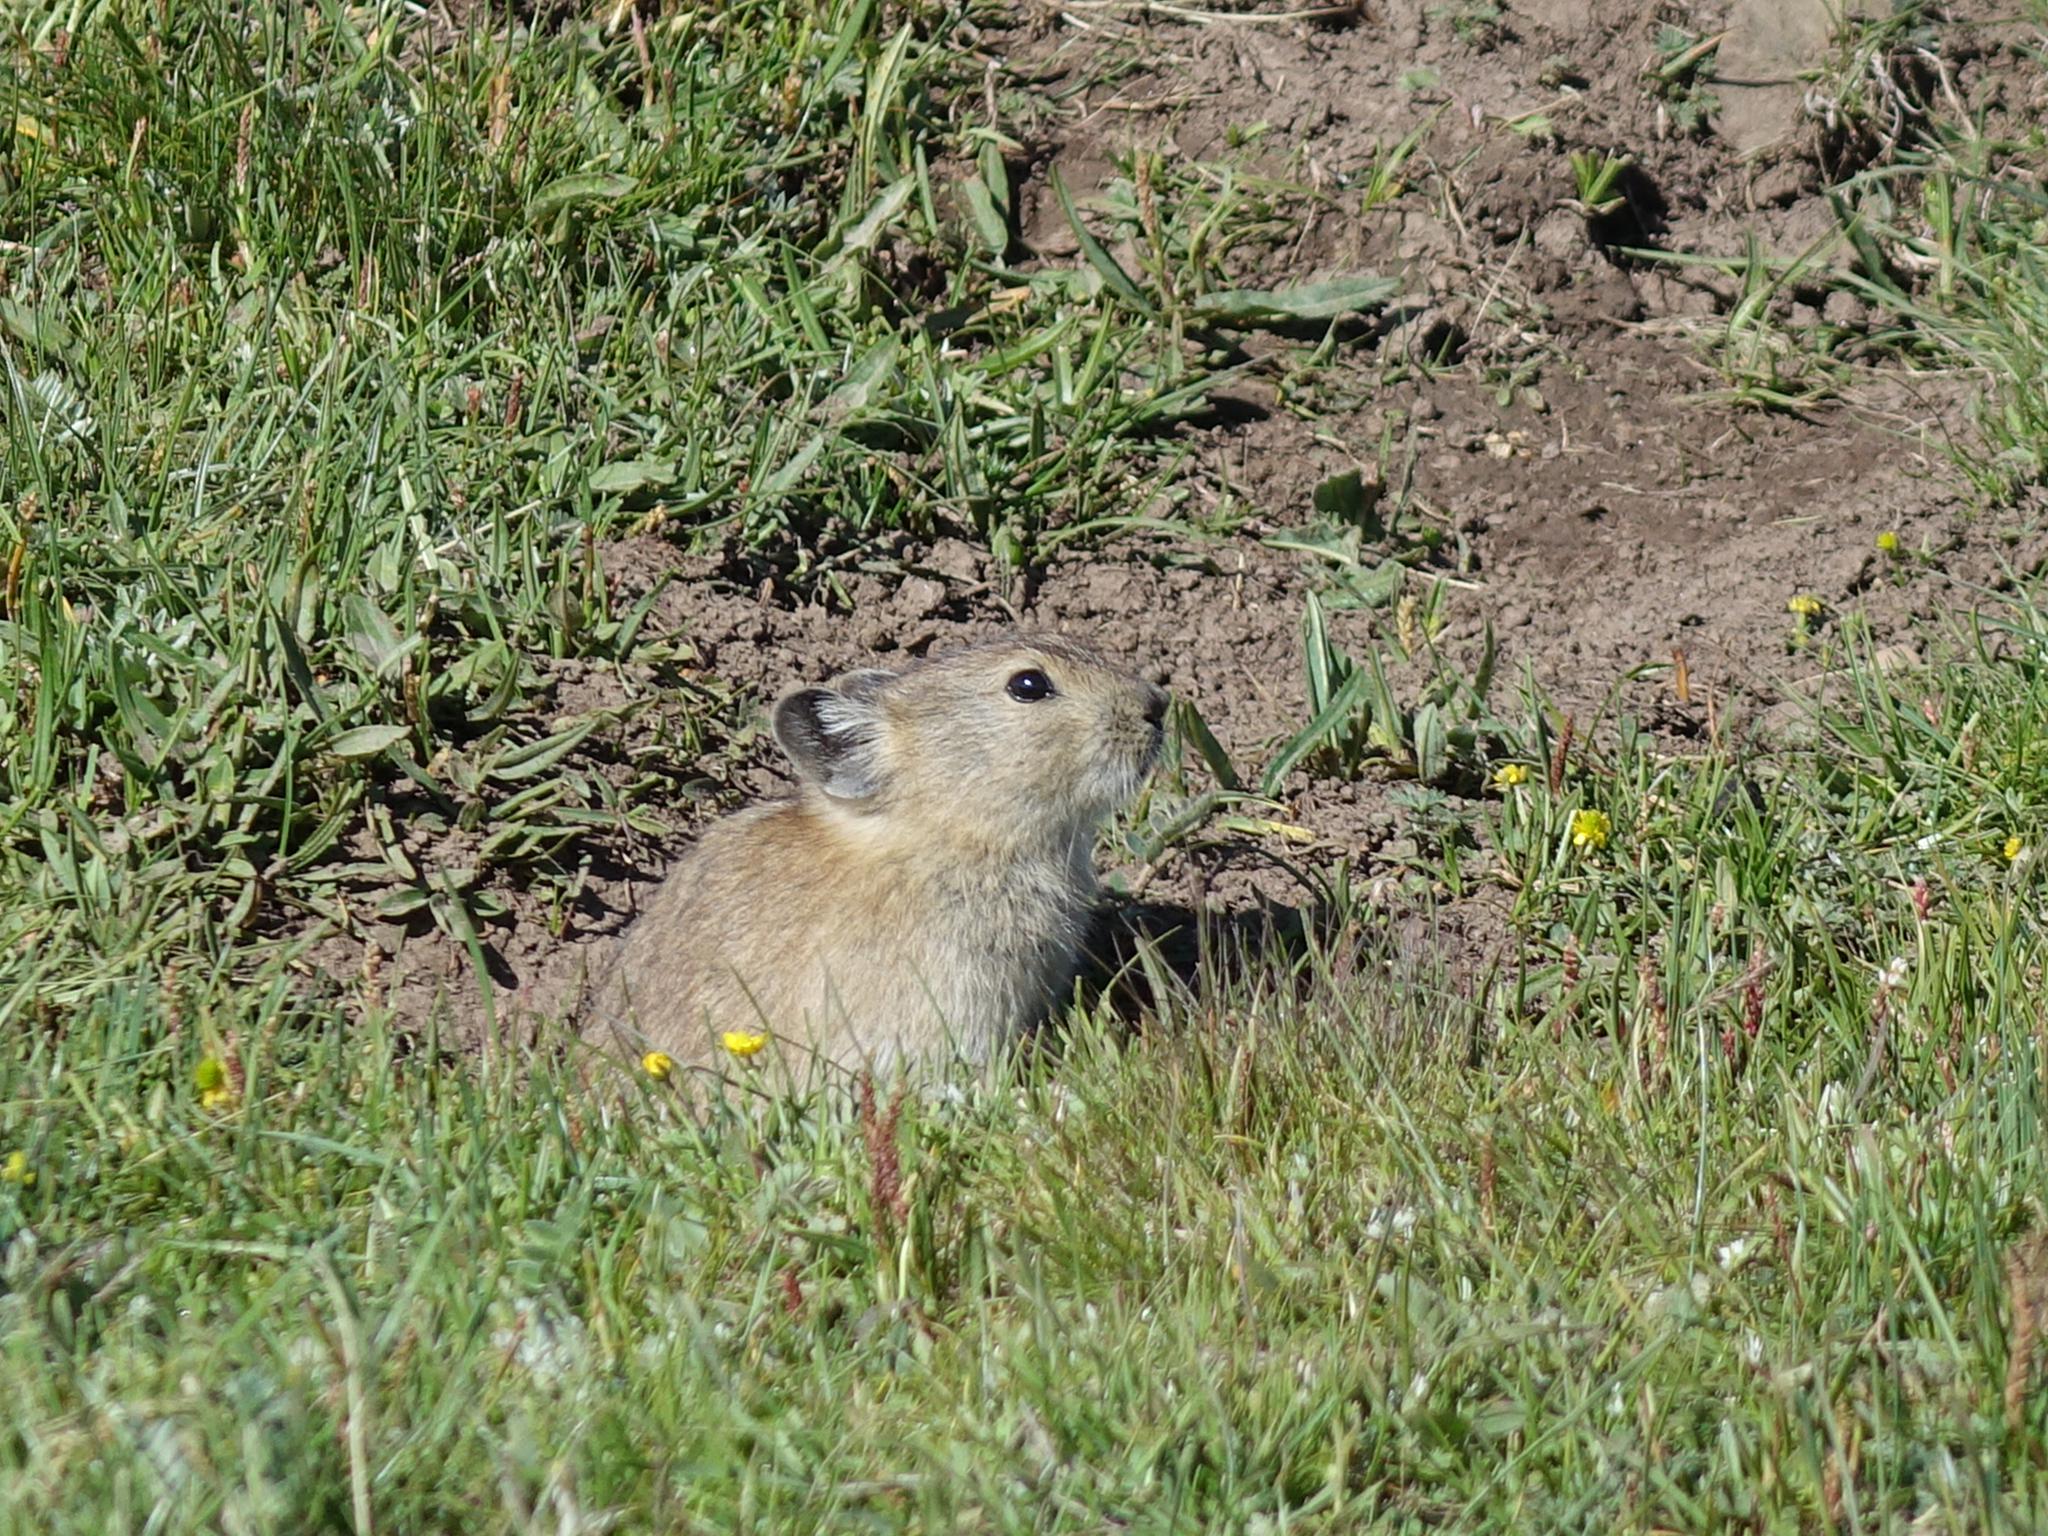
[{"xmin": 769, "ymin": 636, "xmax": 1168, "ymax": 854}]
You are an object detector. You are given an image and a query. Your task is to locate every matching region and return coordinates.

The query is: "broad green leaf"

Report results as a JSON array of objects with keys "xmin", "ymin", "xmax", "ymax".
[
  {"xmin": 342, "ymin": 594, "xmax": 417, "ymax": 677},
  {"xmin": 0, "ymin": 298, "xmax": 74, "ymax": 358},
  {"xmin": 837, "ymin": 177, "xmax": 914, "ymax": 258},
  {"xmin": 483, "ymin": 717, "xmax": 600, "ymax": 782},
  {"xmin": 1189, "ymin": 276, "xmax": 1398, "ymax": 327},
  {"xmin": 280, "ymin": 555, "xmax": 321, "ymax": 644},
  {"xmin": 1260, "ymin": 667, "xmax": 1373, "ymax": 797},
  {"xmin": 817, "ymin": 0, "xmax": 878, "ymax": 94},
  {"xmin": 856, "ymin": 24, "xmax": 915, "ymax": 189},
  {"xmin": 1327, "ymin": 560, "xmax": 1406, "ymax": 610},
  {"xmin": 587, "ymin": 459, "xmax": 676, "ymax": 495},
  {"xmin": 108, "ymin": 656, "xmax": 172, "ymax": 765},
  {"xmin": 1265, "ymin": 524, "xmax": 1362, "ymax": 565},
  {"xmin": 1473, "ymin": 617, "xmax": 1498, "ymax": 699},
  {"xmin": 530, "ymin": 172, "xmax": 636, "ymax": 221},
  {"xmin": 961, "ymin": 174, "xmax": 1009, "ymax": 257},
  {"xmin": 271, "ymin": 608, "xmax": 332, "ymax": 724},
  {"xmin": 1174, "ymin": 699, "xmax": 1240, "ymax": 793},
  {"xmin": 377, "ymin": 886, "xmax": 433, "ymax": 918},
  {"xmin": 571, "ymin": 76, "xmax": 631, "ymax": 155},
  {"xmin": 822, "ymin": 338, "xmax": 900, "ymax": 421},
  {"xmin": 644, "ymin": 212, "xmax": 701, "ymax": 251},
  {"xmin": 1312, "ymin": 468, "xmax": 1386, "ymax": 534},
  {"xmin": 1363, "ymin": 649, "xmax": 1408, "ymax": 758},
  {"xmin": 1412, "ymin": 701, "xmax": 1448, "ymax": 785},
  {"xmin": 327, "ymin": 724, "xmax": 411, "ymax": 759},
  {"xmin": 1303, "ymin": 591, "xmax": 1340, "ymax": 715},
  {"xmin": 755, "ymin": 434, "xmax": 825, "ymax": 501},
  {"xmin": 978, "ymin": 139, "xmax": 1012, "ymax": 219},
  {"xmin": 1050, "ymin": 165, "xmax": 1153, "ymax": 316}
]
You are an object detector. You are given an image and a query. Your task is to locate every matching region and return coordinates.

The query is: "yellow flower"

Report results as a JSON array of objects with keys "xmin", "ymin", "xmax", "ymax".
[
  {"xmin": 1570, "ymin": 809, "xmax": 1611, "ymax": 851},
  {"xmin": 194, "ymin": 1056, "xmax": 237, "ymax": 1112},
  {"xmin": 1492, "ymin": 763, "xmax": 1531, "ymax": 790},
  {"xmin": 2004, "ymin": 835, "xmax": 2025, "ymax": 863},
  {"xmin": 1, "ymin": 1150, "xmax": 31, "ymax": 1186},
  {"xmin": 1876, "ymin": 531, "xmax": 1900, "ymax": 555},
  {"xmin": 641, "ymin": 1050, "xmax": 675, "ymax": 1080},
  {"xmin": 722, "ymin": 1031, "xmax": 770, "ymax": 1059},
  {"xmin": 1787, "ymin": 594, "xmax": 1824, "ymax": 619}
]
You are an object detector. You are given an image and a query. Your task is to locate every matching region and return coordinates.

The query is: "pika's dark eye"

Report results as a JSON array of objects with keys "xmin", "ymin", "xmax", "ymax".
[{"xmin": 1005, "ymin": 668, "xmax": 1054, "ymax": 703}]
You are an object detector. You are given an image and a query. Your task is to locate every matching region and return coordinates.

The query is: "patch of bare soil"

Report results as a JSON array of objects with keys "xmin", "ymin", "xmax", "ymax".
[{"xmin": 305, "ymin": 1, "xmax": 2048, "ymax": 1043}]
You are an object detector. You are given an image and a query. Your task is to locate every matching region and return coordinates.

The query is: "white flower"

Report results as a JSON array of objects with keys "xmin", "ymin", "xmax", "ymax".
[
  {"xmin": 1818, "ymin": 1081, "xmax": 1850, "ymax": 1125},
  {"xmin": 25, "ymin": 372, "xmax": 93, "ymax": 444},
  {"xmin": 490, "ymin": 1298, "xmax": 587, "ymax": 1385},
  {"xmin": 1878, "ymin": 956, "xmax": 1910, "ymax": 990},
  {"xmin": 1364, "ymin": 1205, "xmax": 1419, "ymax": 1242}
]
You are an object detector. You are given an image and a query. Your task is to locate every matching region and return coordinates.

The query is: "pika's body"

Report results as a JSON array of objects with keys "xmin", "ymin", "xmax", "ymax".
[{"xmin": 588, "ymin": 637, "xmax": 1166, "ymax": 1079}]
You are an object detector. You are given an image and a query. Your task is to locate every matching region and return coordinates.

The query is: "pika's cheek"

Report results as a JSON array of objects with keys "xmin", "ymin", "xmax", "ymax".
[{"xmin": 1112, "ymin": 715, "xmax": 1160, "ymax": 764}]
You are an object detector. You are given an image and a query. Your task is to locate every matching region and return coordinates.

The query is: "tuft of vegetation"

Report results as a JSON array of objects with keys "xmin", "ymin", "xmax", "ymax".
[
  {"xmin": 1429, "ymin": 2, "xmax": 1506, "ymax": 52},
  {"xmin": 1564, "ymin": 148, "xmax": 1631, "ymax": 221},
  {"xmin": 1646, "ymin": 21, "xmax": 1721, "ymax": 139},
  {"xmin": 1639, "ymin": 3, "xmax": 2048, "ymax": 488},
  {"xmin": 1831, "ymin": 154, "xmax": 2048, "ymax": 502}
]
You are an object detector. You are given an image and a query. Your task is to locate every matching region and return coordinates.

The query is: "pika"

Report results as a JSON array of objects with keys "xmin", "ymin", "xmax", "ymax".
[{"xmin": 587, "ymin": 636, "xmax": 1168, "ymax": 1080}]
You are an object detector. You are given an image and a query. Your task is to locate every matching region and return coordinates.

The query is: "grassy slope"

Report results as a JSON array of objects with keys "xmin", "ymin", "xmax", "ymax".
[{"xmin": 2, "ymin": 2, "xmax": 2047, "ymax": 1531}]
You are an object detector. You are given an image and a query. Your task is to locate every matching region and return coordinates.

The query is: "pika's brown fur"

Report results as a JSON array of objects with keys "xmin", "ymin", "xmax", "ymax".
[{"xmin": 585, "ymin": 636, "xmax": 1167, "ymax": 1080}]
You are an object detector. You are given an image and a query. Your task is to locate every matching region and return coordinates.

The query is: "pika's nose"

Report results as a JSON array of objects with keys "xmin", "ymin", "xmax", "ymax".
[{"xmin": 1141, "ymin": 684, "xmax": 1169, "ymax": 727}]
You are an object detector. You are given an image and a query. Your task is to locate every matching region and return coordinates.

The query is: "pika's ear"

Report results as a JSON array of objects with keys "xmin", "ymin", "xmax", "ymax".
[
  {"xmin": 771, "ymin": 682, "xmax": 887, "ymax": 802},
  {"xmin": 826, "ymin": 667, "xmax": 896, "ymax": 704}
]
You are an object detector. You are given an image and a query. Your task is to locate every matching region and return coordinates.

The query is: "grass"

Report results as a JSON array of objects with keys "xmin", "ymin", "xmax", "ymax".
[
  {"xmin": 6, "ymin": 0, "xmax": 2048, "ymax": 1532},
  {"xmin": 1654, "ymin": 1, "xmax": 2048, "ymax": 464},
  {"xmin": 12, "ymin": 604, "xmax": 2048, "ymax": 1530},
  {"xmin": 1831, "ymin": 144, "xmax": 2048, "ymax": 502}
]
